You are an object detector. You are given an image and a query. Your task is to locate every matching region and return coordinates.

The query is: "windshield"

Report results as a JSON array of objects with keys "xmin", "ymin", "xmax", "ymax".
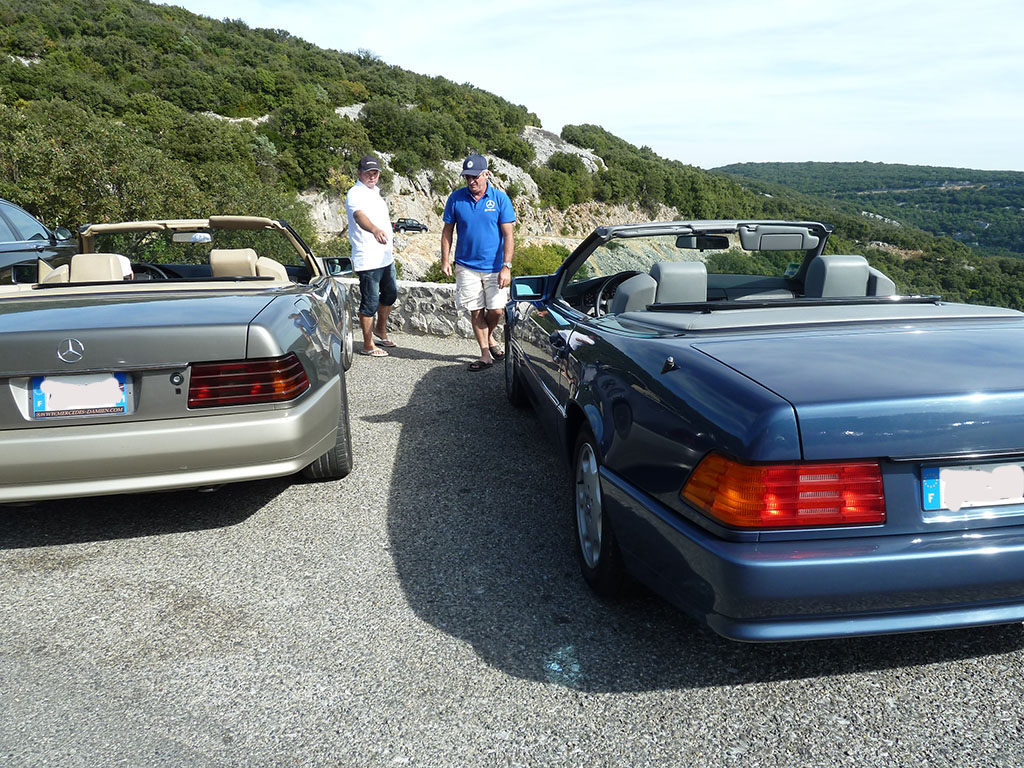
[
  {"xmin": 567, "ymin": 234, "xmax": 804, "ymax": 284},
  {"xmin": 91, "ymin": 228, "xmax": 307, "ymax": 267}
]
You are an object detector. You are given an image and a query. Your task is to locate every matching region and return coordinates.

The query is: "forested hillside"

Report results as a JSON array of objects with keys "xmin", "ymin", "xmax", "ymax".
[
  {"xmin": 717, "ymin": 162, "xmax": 1024, "ymax": 258},
  {"xmin": 3, "ymin": 0, "xmax": 1024, "ymax": 308},
  {"xmin": 0, "ymin": 0, "xmax": 539, "ymax": 242}
]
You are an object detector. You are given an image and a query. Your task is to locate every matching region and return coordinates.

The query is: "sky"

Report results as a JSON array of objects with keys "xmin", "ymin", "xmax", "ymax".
[{"xmin": 162, "ymin": 0, "xmax": 1024, "ymax": 172}]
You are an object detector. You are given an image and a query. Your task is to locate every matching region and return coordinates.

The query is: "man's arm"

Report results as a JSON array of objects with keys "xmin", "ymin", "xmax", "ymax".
[
  {"xmin": 498, "ymin": 221, "xmax": 514, "ymax": 289},
  {"xmin": 441, "ymin": 222, "xmax": 455, "ymax": 276},
  {"xmin": 353, "ymin": 210, "xmax": 389, "ymax": 244}
]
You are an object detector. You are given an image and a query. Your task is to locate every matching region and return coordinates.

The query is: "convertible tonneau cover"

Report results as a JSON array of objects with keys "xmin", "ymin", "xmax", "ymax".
[{"xmin": 618, "ymin": 301, "xmax": 1023, "ymax": 332}]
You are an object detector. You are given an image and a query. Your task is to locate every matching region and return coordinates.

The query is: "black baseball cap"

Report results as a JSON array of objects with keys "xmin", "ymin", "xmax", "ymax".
[
  {"xmin": 358, "ymin": 155, "xmax": 381, "ymax": 173},
  {"xmin": 460, "ymin": 154, "xmax": 488, "ymax": 176}
]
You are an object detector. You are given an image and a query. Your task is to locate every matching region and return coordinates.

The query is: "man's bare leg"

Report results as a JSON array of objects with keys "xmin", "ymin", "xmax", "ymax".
[
  {"xmin": 360, "ymin": 314, "xmax": 377, "ymax": 352},
  {"xmin": 374, "ymin": 304, "xmax": 393, "ymax": 343},
  {"xmin": 485, "ymin": 308, "xmax": 502, "ymax": 350},
  {"xmin": 472, "ymin": 308, "xmax": 494, "ymax": 364}
]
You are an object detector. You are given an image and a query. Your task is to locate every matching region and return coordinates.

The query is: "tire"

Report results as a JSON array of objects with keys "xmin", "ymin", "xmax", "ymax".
[
  {"xmin": 504, "ymin": 326, "xmax": 528, "ymax": 407},
  {"xmin": 340, "ymin": 304, "xmax": 354, "ymax": 372},
  {"xmin": 302, "ymin": 372, "xmax": 353, "ymax": 480},
  {"xmin": 573, "ymin": 429, "xmax": 628, "ymax": 597}
]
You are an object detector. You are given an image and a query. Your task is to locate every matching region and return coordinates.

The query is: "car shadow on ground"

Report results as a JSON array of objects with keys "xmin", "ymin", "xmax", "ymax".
[
  {"xmin": 381, "ymin": 362, "xmax": 1024, "ymax": 693},
  {"xmin": 0, "ymin": 478, "xmax": 289, "ymax": 549}
]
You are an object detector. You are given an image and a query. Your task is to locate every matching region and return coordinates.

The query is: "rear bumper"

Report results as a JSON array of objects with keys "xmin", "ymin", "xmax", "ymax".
[
  {"xmin": 602, "ymin": 469, "xmax": 1024, "ymax": 642},
  {"xmin": 0, "ymin": 377, "xmax": 340, "ymax": 503}
]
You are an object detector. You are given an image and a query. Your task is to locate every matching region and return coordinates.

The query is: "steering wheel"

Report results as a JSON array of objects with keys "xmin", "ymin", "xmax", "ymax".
[
  {"xmin": 594, "ymin": 271, "xmax": 641, "ymax": 316},
  {"xmin": 133, "ymin": 262, "xmax": 171, "ymax": 280}
]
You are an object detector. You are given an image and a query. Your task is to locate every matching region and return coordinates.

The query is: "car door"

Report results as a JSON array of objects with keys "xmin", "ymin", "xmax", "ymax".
[
  {"xmin": 0, "ymin": 201, "xmax": 76, "ymax": 276},
  {"xmin": 516, "ymin": 298, "xmax": 577, "ymax": 417}
]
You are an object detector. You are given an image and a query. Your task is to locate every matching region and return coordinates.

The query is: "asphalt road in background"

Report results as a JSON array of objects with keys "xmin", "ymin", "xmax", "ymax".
[{"xmin": 2, "ymin": 333, "xmax": 1024, "ymax": 767}]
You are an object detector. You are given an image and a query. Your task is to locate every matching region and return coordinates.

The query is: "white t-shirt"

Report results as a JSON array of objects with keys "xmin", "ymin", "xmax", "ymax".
[
  {"xmin": 345, "ymin": 181, "xmax": 394, "ymax": 271},
  {"xmin": 116, "ymin": 254, "xmax": 133, "ymax": 278}
]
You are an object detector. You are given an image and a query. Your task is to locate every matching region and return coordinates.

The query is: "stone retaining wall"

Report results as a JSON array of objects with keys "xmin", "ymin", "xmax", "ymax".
[{"xmin": 337, "ymin": 277, "xmax": 479, "ymax": 338}]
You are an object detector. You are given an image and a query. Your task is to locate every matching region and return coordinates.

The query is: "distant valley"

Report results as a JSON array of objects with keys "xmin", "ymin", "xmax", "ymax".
[{"xmin": 716, "ymin": 162, "xmax": 1024, "ymax": 259}]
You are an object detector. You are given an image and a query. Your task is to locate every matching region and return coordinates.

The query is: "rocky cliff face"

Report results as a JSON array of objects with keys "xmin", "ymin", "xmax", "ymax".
[{"xmin": 301, "ymin": 126, "xmax": 680, "ymax": 279}]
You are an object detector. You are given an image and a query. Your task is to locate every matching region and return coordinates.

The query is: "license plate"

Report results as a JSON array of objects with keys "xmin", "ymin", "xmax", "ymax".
[
  {"xmin": 31, "ymin": 372, "xmax": 131, "ymax": 419},
  {"xmin": 922, "ymin": 462, "xmax": 1024, "ymax": 513}
]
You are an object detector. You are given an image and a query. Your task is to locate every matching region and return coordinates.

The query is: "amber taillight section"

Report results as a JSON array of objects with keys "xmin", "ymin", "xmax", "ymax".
[
  {"xmin": 681, "ymin": 453, "xmax": 886, "ymax": 529},
  {"xmin": 187, "ymin": 353, "xmax": 309, "ymax": 408}
]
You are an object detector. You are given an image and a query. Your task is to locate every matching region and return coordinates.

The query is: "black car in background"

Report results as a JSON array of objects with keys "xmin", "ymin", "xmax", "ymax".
[
  {"xmin": 0, "ymin": 198, "xmax": 77, "ymax": 282},
  {"xmin": 392, "ymin": 218, "xmax": 428, "ymax": 233}
]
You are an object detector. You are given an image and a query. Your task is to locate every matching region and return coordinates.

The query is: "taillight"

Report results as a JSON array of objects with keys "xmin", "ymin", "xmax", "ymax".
[
  {"xmin": 187, "ymin": 353, "xmax": 309, "ymax": 408},
  {"xmin": 681, "ymin": 453, "xmax": 885, "ymax": 529}
]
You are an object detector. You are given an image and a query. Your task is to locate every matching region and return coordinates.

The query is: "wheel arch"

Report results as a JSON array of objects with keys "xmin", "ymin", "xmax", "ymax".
[{"xmin": 564, "ymin": 399, "xmax": 603, "ymax": 465}]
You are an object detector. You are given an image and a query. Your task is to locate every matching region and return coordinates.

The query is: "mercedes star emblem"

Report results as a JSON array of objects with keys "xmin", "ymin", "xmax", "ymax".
[{"xmin": 57, "ymin": 338, "xmax": 85, "ymax": 364}]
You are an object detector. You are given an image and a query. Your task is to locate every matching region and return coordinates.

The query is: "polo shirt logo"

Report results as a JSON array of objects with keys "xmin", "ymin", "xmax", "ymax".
[{"xmin": 485, "ymin": 199, "xmax": 496, "ymax": 211}]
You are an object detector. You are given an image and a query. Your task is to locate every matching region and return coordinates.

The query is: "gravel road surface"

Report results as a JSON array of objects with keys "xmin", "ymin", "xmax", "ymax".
[{"xmin": 2, "ymin": 333, "xmax": 1024, "ymax": 767}]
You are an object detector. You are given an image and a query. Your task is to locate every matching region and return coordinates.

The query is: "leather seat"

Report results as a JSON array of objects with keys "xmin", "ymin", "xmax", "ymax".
[
  {"xmin": 650, "ymin": 261, "xmax": 707, "ymax": 304},
  {"xmin": 609, "ymin": 273, "xmax": 657, "ymax": 314},
  {"xmin": 69, "ymin": 253, "xmax": 124, "ymax": 282},
  {"xmin": 256, "ymin": 256, "xmax": 290, "ymax": 282},
  {"xmin": 210, "ymin": 248, "xmax": 259, "ymax": 277}
]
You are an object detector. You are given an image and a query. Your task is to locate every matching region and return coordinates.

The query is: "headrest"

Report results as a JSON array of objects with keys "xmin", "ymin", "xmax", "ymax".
[
  {"xmin": 609, "ymin": 273, "xmax": 657, "ymax": 314},
  {"xmin": 210, "ymin": 248, "xmax": 258, "ymax": 277},
  {"xmin": 650, "ymin": 261, "xmax": 707, "ymax": 304},
  {"xmin": 804, "ymin": 254, "xmax": 870, "ymax": 298},
  {"xmin": 70, "ymin": 253, "xmax": 124, "ymax": 283},
  {"xmin": 256, "ymin": 256, "xmax": 290, "ymax": 282}
]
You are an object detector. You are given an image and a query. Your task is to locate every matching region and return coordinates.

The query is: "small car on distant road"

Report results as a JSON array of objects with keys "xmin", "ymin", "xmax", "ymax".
[{"xmin": 392, "ymin": 218, "xmax": 427, "ymax": 233}]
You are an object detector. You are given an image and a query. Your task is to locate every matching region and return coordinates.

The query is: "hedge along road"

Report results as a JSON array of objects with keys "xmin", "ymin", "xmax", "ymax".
[{"xmin": 1, "ymin": 333, "xmax": 1023, "ymax": 768}]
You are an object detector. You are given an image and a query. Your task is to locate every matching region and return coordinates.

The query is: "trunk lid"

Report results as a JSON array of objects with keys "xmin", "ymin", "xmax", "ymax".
[
  {"xmin": 692, "ymin": 321, "xmax": 1024, "ymax": 460},
  {"xmin": 0, "ymin": 292, "xmax": 275, "ymax": 374}
]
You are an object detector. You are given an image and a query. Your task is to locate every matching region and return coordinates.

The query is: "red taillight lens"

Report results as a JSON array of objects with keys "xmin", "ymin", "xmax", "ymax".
[
  {"xmin": 681, "ymin": 453, "xmax": 886, "ymax": 529},
  {"xmin": 187, "ymin": 353, "xmax": 310, "ymax": 408}
]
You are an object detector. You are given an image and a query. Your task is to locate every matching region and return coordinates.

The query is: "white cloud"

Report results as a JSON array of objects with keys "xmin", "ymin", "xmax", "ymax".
[{"xmin": 161, "ymin": 0, "xmax": 1024, "ymax": 170}]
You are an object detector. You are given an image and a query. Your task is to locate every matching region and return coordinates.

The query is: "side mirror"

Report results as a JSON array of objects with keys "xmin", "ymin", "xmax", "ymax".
[
  {"xmin": 10, "ymin": 261, "xmax": 37, "ymax": 283},
  {"xmin": 323, "ymin": 256, "xmax": 353, "ymax": 276},
  {"xmin": 53, "ymin": 227, "xmax": 74, "ymax": 242},
  {"xmin": 510, "ymin": 275, "xmax": 548, "ymax": 301}
]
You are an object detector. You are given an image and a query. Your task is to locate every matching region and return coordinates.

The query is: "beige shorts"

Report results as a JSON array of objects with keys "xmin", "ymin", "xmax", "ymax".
[{"xmin": 455, "ymin": 264, "xmax": 509, "ymax": 311}]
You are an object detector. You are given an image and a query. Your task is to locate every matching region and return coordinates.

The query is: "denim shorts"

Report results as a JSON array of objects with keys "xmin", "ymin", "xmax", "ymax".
[{"xmin": 357, "ymin": 263, "xmax": 398, "ymax": 316}]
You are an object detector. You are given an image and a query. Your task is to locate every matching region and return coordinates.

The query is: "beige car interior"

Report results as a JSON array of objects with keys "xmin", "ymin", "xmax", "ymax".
[
  {"xmin": 0, "ymin": 249, "xmax": 294, "ymax": 297},
  {"xmin": 209, "ymin": 248, "xmax": 291, "ymax": 282}
]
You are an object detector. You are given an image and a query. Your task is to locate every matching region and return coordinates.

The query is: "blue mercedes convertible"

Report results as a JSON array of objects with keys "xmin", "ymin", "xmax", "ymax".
[{"xmin": 504, "ymin": 219, "xmax": 1024, "ymax": 641}]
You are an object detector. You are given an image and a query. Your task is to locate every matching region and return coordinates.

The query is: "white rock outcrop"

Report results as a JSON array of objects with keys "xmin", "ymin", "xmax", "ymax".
[
  {"xmin": 202, "ymin": 112, "xmax": 270, "ymax": 126},
  {"xmin": 335, "ymin": 104, "xmax": 364, "ymax": 120},
  {"xmin": 521, "ymin": 126, "xmax": 604, "ymax": 173}
]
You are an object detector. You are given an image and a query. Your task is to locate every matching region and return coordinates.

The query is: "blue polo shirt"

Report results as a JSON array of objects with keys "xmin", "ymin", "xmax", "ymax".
[{"xmin": 442, "ymin": 182, "xmax": 516, "ymax": 273}]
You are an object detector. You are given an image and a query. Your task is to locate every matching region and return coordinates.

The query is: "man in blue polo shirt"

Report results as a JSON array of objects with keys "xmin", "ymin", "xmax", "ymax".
[{"xmin": 441, "ymin": 153, "xmax": 515, "ymax": 372}]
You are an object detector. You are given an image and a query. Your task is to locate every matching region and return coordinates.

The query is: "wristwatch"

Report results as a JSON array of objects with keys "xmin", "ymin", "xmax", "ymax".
[{"xmin": 502, "ymin": 262, "xmax": 513, "ymax": 269}]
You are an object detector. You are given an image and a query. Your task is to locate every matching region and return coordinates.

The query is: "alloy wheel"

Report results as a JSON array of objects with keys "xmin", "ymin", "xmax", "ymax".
[{"xmin": 575, "ymin": 441, "xmax": 603, "ymax": 569}]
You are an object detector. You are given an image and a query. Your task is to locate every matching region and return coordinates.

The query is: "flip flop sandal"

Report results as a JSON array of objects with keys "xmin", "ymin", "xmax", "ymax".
[
  {"xmin": 374, "ymin": 336, "xmax": 397, "ymax": 348},
  {"xmin": 358, "ymin": 348, "xmax": 389, "ymax": 357},
  {"xmin": 489, "ymin": 345, "xmax": 505, "ymax": 359},
  {"xmin": 468, "ymin": 360, "xmax": 493, "ymax": 372}
]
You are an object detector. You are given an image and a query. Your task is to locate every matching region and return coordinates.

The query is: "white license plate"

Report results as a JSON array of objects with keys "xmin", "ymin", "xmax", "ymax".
[
  {"xmin": 31, "ymin": 373, "xmax": 131, "ymax": 419},
  {"xmin": 922, "ymin": 462, "xmax": 1024, "ymax": 513}
]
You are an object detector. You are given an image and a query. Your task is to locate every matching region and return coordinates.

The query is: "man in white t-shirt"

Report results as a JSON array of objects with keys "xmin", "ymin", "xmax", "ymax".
[{"xmin": 345, "ymin": 155, "xmax": 397, "ymax": 357}]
